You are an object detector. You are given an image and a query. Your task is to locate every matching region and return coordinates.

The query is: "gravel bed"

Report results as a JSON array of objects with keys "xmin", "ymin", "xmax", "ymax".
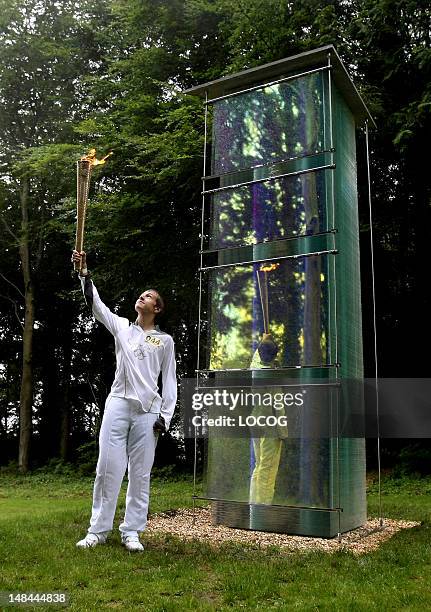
[{"xmin": 146, "ymin": 506, "xmax": 420, "ymax": 555}]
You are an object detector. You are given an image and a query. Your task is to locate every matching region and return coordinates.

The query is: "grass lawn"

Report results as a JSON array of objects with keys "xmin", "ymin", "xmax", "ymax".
[{"xmin": 0, "ymin": 470, "xmax": 430, "ymax": 611}]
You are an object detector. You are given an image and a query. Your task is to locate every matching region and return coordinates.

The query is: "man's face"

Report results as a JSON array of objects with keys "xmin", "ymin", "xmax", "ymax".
[{"xmin": 135, "ymin": 289, "xmax": 160, "ymax": 316}]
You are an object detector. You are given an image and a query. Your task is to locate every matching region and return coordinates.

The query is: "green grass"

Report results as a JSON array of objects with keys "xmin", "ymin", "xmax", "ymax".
[{"xmin": 0, "ymin": 471, "xmax": 430, "ymax": 611}]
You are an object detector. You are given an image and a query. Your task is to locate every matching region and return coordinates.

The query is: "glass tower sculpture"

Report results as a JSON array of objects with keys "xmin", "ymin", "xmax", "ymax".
[{"xmin": 185, "ymin": 46, "xmax": 375, "ymax": 537}]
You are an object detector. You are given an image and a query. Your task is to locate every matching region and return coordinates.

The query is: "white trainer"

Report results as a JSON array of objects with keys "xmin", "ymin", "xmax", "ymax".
[
  {"xmin": 76, "ymin": 532, "xmax": 107, "ymax": 548},
  {"xmin": 121, "ymin": 535, "xmax": 144, "ymax": 552}
]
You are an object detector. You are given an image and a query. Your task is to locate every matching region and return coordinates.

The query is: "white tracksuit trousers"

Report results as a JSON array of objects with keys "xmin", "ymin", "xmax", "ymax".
[{"xmin": 87, "ymin": 395, "xmax": 159, "ymax": 537}]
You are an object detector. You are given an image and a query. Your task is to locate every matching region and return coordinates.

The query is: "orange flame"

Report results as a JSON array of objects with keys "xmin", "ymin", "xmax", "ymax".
[
  {"xmin": 81, "ymin": 148, "xmax": 113, "ymax": 166},
  {"xmin": 260, "ymin": 263, "xmax": 280, "ymax": 273}
]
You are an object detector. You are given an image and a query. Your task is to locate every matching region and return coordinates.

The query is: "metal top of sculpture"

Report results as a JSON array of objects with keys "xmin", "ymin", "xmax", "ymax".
[{"xmin": 183, "ymin": 45, "xmax": 376, "ymax": 129}]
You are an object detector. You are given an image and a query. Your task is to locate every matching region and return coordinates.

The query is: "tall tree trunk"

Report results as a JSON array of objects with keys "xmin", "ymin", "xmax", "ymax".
[{"xmin": 18, "ymin": 176, "xmax": 34, "ymax": 473}]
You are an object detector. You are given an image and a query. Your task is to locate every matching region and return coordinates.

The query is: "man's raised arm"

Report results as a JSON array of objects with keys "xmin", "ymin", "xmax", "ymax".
[{"xmin": 71, "ymin": 250, "xmax": 128, "ymax": 336}]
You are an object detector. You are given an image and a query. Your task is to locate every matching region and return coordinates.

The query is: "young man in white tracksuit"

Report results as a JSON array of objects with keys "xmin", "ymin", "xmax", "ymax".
[{"xmin": 72, "ymin": 250, "xmax": 177, "ymax": 552}]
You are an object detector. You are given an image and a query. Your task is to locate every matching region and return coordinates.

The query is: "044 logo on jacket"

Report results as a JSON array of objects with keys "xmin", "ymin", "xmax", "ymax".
[{"xmin": 129, "ymin": 336, "xmax": 164, "ymax": 360}]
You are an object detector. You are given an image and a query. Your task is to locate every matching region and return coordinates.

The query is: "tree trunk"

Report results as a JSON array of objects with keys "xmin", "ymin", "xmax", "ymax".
[{"xmin": 18, "ymin": 176, "xmax": 34, "ymax": 473}]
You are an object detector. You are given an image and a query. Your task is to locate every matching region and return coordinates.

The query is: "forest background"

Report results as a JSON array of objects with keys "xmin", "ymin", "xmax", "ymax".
[{"xmin": 0, "ymin": 0, "xmax": 429, "ymax": 474}]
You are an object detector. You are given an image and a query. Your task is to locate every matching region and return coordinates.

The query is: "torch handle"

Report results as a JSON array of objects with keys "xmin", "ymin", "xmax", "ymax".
[
  {"xmin": 257, "ymin": 270, "xmax": 270, "ymax": 334},
  {"xmin": 74, "ymin": 210, "xmax": 85, "ymax": 272}
]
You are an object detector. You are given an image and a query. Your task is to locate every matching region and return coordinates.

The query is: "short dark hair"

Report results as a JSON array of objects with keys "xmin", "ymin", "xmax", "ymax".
[
  {"xmin": 258, "ymin": 338, "xmax": 278, "ymax": 365},
  {"xmin": 151, "ymin": 289, "xmax": 165, "ymax": 316}
]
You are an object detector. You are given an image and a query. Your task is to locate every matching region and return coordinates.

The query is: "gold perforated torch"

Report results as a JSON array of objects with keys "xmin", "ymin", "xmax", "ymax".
[{"xmin": 74, "ymin": 148, "xmax": 112, "ymax": 272}]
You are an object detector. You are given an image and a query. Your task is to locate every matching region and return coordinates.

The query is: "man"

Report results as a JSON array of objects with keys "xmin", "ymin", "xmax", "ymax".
[
  {"xmin": 249, "ymin": 333, "xmax": 288, "ymax": 508},
  {"xmin": 72, "ymin": 250, "xmax": 177, "ymax": 552}
]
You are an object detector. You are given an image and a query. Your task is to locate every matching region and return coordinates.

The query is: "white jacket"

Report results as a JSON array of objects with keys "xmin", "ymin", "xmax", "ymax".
[{"xmin": 81, "ymin": 276, "xmax": 177, "ymax": 430}]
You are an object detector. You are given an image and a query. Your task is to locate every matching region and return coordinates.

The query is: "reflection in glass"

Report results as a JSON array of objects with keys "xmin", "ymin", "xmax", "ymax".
[
  {"xmin": 209, "ymin": 170, "xmax": 328, "ymax": 250},
  {"xmin": 205, "ymin": 388, "xmax": 334, "ymax": 510},
  {"xmin": 206, "ymin": 255, "xmax": 330, "ymax": 370},
  {"xmin": 211, "ymin": 71, "xmax": 326, "ymax": 175},
  {"xmin": 206, "ymin": 440, "xmax": 332, "ymax": 510}
]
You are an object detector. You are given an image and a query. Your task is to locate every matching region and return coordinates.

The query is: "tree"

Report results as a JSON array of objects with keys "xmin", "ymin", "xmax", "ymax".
[
  {"xmin": 0, "ymin": 0, "xmax": 112, "ymax": 471},
  {"xmin": 1, "ymin": 0, "xmax": 429, "ymax": 472}
]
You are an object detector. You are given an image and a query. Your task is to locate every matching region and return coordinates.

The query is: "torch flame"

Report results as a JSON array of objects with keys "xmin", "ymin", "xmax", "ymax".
[
  {"xmin": 81, "ymin": 148, "xmax": 113, "ymax": 166},
  {"xmin": 260, "ymin": 263, "xmax": 280, "ymax": 273}
]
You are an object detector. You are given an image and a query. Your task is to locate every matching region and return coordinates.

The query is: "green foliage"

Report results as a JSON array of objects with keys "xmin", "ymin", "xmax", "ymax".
[
  {"xmin": 74, "ymin": 441, "xmax": 99, "ymax": 476},
  {"xmin": 216, "ymin": 0, "xmax": 351, "ymax": 72},
  {"xmin": 367, "ymin": 468, "xmax": 431, "ymax": 492},
  {"xmin": 1, "ymin": 0, "xmax": 430, "ymax": 468},
  {"xmin": 33, "ymin": 457, "xmax": 78, "ymax": 477},
  {"xmin": 393, "ymin": 444, "xmax": 431, "ymax": 478},
  {"xmin": 13, "ymin": 144, "xmax": 83, "ymax": 180}
]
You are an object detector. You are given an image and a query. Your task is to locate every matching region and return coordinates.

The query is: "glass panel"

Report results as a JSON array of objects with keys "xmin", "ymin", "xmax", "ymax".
[
  {"xmin": 208, "ymin": 169, "xmax": 328, "ymax": 250},
  {"xmin": 204, "ymin": 384, "xmax": 337, "ymax": 510},
  {"xmin": 206, "ymin": 439, "xmax": 334, "ymax": 510},
  {"xmin": 211, "ymin": 71, "xmax": 327, "ymax": 175},
  {"xmin": 205, "ymin": 254, "xmax": 330, "ymax": 370}
]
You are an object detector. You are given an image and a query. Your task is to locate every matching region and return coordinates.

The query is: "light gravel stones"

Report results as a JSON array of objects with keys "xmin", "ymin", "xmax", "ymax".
[{"xmin": 145, "ymin": 507, "xmax": 419, "ymax": 555}]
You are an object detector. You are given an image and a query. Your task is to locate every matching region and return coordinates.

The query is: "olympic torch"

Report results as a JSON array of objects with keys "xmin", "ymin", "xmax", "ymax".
[
  {"xmin": 257, "ymin": 262, "xmax": 280, "ymax": 334},
  {"xmin": 74, "ymin": 148, "xmax": 112, "ymax": 272}
]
